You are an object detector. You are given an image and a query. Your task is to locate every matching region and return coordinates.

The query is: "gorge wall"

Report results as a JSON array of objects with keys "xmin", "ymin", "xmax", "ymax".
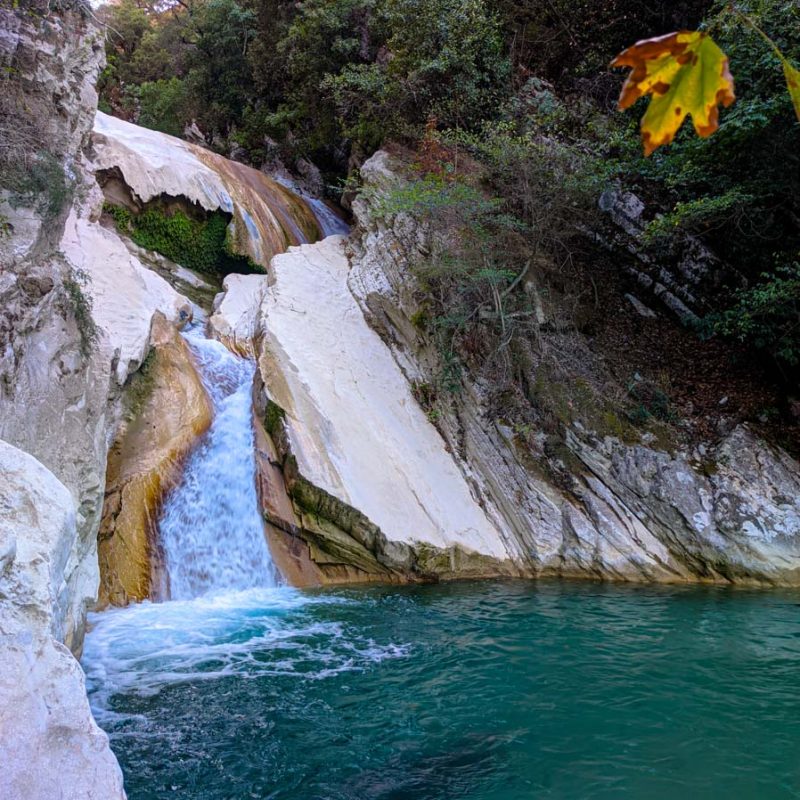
[
  {"xmin": 3, "ymin": 2, "xmax": 800, "ymax": 797},
  {"xmin": 346, "ymin": 151, "xmax": 800, "ymax": 585},
  {"xmin": 1, "ymin": 2, "xmax": 127, "ymax": 796}
]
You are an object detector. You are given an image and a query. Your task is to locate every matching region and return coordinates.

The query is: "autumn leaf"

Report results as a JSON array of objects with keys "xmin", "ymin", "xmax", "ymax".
[
  {"xmin": 612, "ymin": 31, "xmax": 736, "ymax": 156},
  {"xmin": 783, "ymin": 60, "xmax": 800, "ymax": 122}
]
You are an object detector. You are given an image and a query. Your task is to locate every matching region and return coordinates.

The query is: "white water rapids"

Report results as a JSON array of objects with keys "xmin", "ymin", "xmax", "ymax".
[
  {"xmin": 159, "ymin": 325, "xmax": 279, "ymax": 598},
  {"xmin": 80, "ymin": 200, "xmax": 411, "ymax": 738},
  {"xmin": 83, "ymin": 318, "xmax": 407, "ymax": 727}
]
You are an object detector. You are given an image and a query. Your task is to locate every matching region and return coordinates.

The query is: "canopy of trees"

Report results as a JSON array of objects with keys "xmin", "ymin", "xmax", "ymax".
[{"xmin": 98, "ymin": 0, "xmax": 800, "ymax": 375}]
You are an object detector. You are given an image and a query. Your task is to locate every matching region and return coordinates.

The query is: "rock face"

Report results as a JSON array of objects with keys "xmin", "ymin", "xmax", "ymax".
[
  {"xmin": 211, "ymin": 239, "xmax": 522, "ymax": 582},
  {"xmin": 346, "ymin": 150, "xmax": 800, "ymax": 586},
  {"xmin": 98, "ymin": 314, "xmax": 212, "ymax": 606},
  {"xmin": 0, "ymin": 3, "xmax": 204, "ymax": 794},
  {"xmin": 1, "ymin": 183, "xmax": 190, "ymax": 648},
  {"xmin": 92, "ymin": 111, "xmax": 321, "ymax": 267},
  {"xmin": 0, "ymin": 441, "xmax": 125, "ymax": 800},
  {"xmin": 598, "ymin": 185, "xmax": 727, "ymax": 322},
  {"xmin": 0, "ymin": 1, "xmax": 189, "ymax": 651},
  {"xmin": 208, "ymin": 273, "xmax": 269, "ymax": 356}
]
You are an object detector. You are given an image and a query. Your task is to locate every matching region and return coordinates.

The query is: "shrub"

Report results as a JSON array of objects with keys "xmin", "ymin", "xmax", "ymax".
[
  {"xmin": 62, "ymin": 266, "xmax": 98, "ymax": 356},
  {"xmin": 138, "ymin": 78, "xmax": 191, "ymax": 138},
  {"xmin": 710, "ymin": 261, "xmax": 800, "ymax": 367},
  {"xmin": 3, "ymin": 151, "xmax": 73, "ymax": 220}
]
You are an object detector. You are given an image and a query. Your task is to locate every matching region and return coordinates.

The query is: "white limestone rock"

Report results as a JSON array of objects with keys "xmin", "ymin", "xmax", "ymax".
[
  {"xmin": 257, "ymin": 236, "xmax": 515, "ymax": 562},
  {"xmin": 348, "ymin": 150, "xmax": 800, "ymax": 585},
  {"xmin": 208, "ymin": 273, "xmax": 269, "ymax": 356},
  {"xmin": 92, "ymin": 111, "xmax": 320, "ymax": 267},
  {"xmin": 61, "ymin": 202, "xmax": 189, "ymax": 383},
  {"xmin": 0, "ymin": 440, "xmax": 125, "ymax": 800}
]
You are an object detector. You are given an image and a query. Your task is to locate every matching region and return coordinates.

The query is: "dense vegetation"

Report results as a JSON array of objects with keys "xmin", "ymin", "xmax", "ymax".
[
  {"xmin": 104, "ymin": 202, "xmax": 261, "ymax": 275},
  {"xmin": 98, "ymin": 0, "xmax": 799, "ymax": 395}
]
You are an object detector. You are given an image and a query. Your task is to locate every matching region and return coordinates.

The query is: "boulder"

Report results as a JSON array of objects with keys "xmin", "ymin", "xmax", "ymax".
[{"xmin": 0, "ymin": 439, "xmax": 125, "ymax": 800}]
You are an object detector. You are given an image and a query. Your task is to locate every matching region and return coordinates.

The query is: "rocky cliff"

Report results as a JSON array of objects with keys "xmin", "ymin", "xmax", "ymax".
[
  {"xmin": 347, "ymin": 151, "xmax": 800, "ymax": 585},
  {"xmin": 202, "ymin": 148, "xmax": 800, "ymax": 588},
  {"xmin": 0, "ymin": 441, "xmax": 126, "ymax": 800},
  {"xmin": 0, "ymin": 2, "xmax": 186, "ymax": 795}
]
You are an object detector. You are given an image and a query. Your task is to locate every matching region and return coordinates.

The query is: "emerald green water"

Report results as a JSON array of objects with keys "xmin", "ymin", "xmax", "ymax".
[{"xmin": 83, "ymin": 581, "xmax": 800, "ymax": 800}]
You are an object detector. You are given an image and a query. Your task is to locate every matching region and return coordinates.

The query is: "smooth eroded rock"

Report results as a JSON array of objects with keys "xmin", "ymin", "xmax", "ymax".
[
  {"xmin": 98, "ymin": 314, "xmax": 213, "ymax": 605},
  {"xmin": 92, "ymin": 111, "xmax": 321, "ymax": 267},
  {"xmin": 0, "ymin": 440, "xmax": 124, "ymax": 800}
]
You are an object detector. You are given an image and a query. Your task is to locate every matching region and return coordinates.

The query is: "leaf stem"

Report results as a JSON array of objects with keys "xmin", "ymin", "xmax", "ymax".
[{"xmin": 727, "ymin": 4, "xmax": 789, "ymax": 66}]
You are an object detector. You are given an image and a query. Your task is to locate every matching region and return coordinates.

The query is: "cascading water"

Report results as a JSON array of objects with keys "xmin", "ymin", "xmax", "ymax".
[
  {"xmin": 305, "ymin": 197, "xmax": 350, "ymax": 237},
  {"xmin": 158, "ymin": 324, "xmax": 279, "ymax": 598},
  {"xmin": 274, "ymin": 174, "xmax": 351, "ymax": 237}
]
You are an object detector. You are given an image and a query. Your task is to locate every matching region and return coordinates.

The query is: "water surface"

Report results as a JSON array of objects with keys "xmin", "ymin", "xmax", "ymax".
[{"xmin": 83, "ymin": 580, "xmax": 800, "ymax": 800}]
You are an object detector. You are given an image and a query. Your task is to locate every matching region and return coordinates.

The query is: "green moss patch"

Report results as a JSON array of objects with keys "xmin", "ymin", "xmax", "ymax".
[{"xmin": 104, "ymin": 202, "xmax": 262, "ymax": 277}]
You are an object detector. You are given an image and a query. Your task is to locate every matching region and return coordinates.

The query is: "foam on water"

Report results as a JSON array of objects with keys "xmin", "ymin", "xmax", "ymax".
[
  {"xmin": 158, "ymin": 325, "xmax": 279, "ymax": 598},
  {"xmin": 84, "ymin": 322, "xmax": 410, "ymax": 734},
  {"xmin": 83, "ymin": 587, "xmax": 409, "ymax": 723}
]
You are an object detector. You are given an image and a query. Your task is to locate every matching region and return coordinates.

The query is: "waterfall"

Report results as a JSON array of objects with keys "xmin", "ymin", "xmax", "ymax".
[
  {"xmin": 157, "ymin": 323, "xmax": 279, "ymax": 599},
  {"xmin": 273, "ymin": 173, "xmax": 351, "ymax": 238},
  {"xmin": 305, "ymin": 197, "xmax": 350, "ymax": 237}
]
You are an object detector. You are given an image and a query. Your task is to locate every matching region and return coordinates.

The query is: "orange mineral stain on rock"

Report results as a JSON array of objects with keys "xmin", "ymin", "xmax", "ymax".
[{"xmin": 98, "ymin": 314, "xmax": 213, "ymax": 606}]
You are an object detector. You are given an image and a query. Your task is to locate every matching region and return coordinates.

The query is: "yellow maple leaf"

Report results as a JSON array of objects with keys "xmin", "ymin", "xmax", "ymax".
[
  {"xmin": 612, "ymin": 31, "xmax": 736, "ymax": 156},
  {"xmin": 783, "ymin": 60, "xmax": 800, "ymax": 122}
]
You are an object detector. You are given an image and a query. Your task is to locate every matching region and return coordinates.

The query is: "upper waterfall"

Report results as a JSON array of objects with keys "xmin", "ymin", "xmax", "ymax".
[{"xmin": 92, "ymin": 111, "xmax": 321, "ymax": 268}]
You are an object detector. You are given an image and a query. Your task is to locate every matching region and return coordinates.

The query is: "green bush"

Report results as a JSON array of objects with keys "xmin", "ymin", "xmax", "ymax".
[
  {"xmin": 138, "ymin": 78, "xmax": 191, "ymax": 137},
  {"xmin": 710, "ymin": 261, "xmax": 800, "ymax": 366},
  {"xmin": 62, "ymin": 265, "xmax": 98, "ymax": 357},
  {"xmin": 4, "ymin": 151, "xmax": 73, "ymax": 220}
]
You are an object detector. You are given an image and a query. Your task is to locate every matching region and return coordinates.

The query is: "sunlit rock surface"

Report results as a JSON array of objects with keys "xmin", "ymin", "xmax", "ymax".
[
  {"xmin": 211, "ymin": 238, "xmax": 522, "ymax": 580},
  {"xmin": 0, "ymin": 440, "xmax": 125, "ymax": 800},
  {"xmin": 98, "ymin": 314, "xmax": 213, "ymax": 606},
  {"xmin": 92, "ymin": 111, "xmax": 320, "ymax": 267},
  {"xmin": 208, "ymin": 273, "xmax": 268, "ymax": 356}
]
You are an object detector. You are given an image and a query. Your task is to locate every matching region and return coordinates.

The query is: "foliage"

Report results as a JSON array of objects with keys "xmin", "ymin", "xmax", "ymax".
[
  {"xmin": 97, "ymin": 0, "xmax": 510, "ymax": 166},
  {"xmin": 3, "ymin": 151, "xmax": 73, "ymax": 219},
  {"xmin": 105, "ymin": 203, "xmax": 261, "ymax": 276},
  {"xmin": 612, "ymin": 31, "xmax": 735, "ymax": 156},
  {"xmin": 492, "ymin": 0, "xmax": 711, "ymax": 88},
  {"xmin": 186, "ymin": 0, "xmax": 258, "ymax": 135},
  {"xmin": 93, "ymin": 0, "xmax": 800, "ymax": 374},
  {"xmin": 710, "ymin": 261, "xmax": 800, "ymax": 365},
  {"xmin": 642, "ymin": 188, "xmax": 755, "ymax": 242},
  {"xmin": 138, "ymin": 77, "xmax": 191, "ymax": 137},
  {"xmin": 366, "ymin": 122, "xmax": 600, "ymax": 391},
  {"xmin": 62, "ymin": 265, "xmax": 98, "ymax": 357},
  {"xmin": 612, "ymin": 7, "xmax": 799, "ymax": 155},
  {"xmin": 614, "ymin": 0, "xmax": 800, "ymax": 368},
  {"xmin": 785, "ymin": 60, "xmax": 800, "ymax": 118}
]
